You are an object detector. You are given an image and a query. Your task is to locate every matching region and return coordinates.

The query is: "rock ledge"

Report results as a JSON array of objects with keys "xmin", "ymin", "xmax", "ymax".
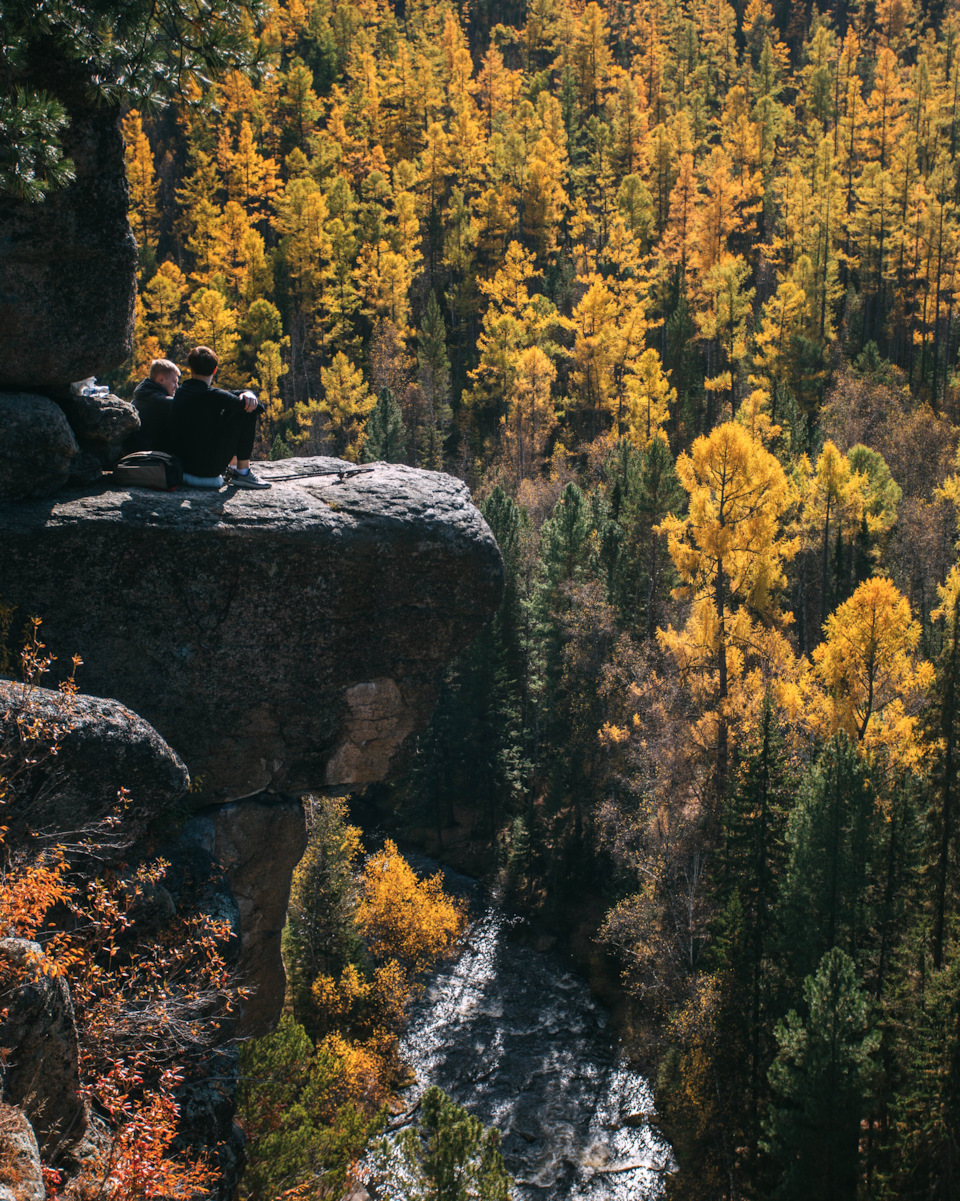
[{"xmin": 0, "ymin": 458, "xmax": 503, "ymax": 800}]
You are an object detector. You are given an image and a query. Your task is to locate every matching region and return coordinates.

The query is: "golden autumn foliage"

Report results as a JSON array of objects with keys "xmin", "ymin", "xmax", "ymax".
[
  {"xmin": 355, "ymin": 840, "xmax": 467, "ymax": 975},
  {"xmin": 807, "ymin": 576, "xmax": 933, "ymax": 764},
  {"xmin": 659, "ymin": 422, "xmax": 797, "ymax": 621}
]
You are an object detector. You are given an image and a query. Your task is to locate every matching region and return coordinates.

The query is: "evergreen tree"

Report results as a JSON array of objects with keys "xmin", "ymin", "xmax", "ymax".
[
  {"xmin": 362, "ymin": 387, "xmax": 408, "ymax": 463},
  {"xmin": 600, "ymin": 436, "xmax": 684, "ymax": 636},
  {"xmin": 928, "ymin": 574, "xmax": 960, "ymax": 969},
  {"xmin": 763, "ymin": 948, "xmax": 879, "ymax": 1201},
  {"xmin": 407, "ymin": 488, "xmax": 531, "ymax": 846},
  {"xmin": 531, "ymin": 482, "xmax": 595, "ymax": 749},
  {"xmin": 283, "ymin": 796, "xmax": 363, "ymax": 1034},
  {"xmin": 882, "ymin": 948, "xmax": 960, "ymax": 1201},
  {"xmin": 1, "ymin": 0, "xmax": 259, "ymax": 199},
  {"xmin": 716, "ymin": 699, "xmax": 796, "ymax": 1162},
  {"xmin": 775, "ymin": 735, "xmax": 877, "ymax": 986},
  {"xmin": 378, "ymin": 1086, "xmax": 511, "ymax": 1201},
  {"xmin": 416, "ymin": 291, "xmax": 453, "ymax": 469}
]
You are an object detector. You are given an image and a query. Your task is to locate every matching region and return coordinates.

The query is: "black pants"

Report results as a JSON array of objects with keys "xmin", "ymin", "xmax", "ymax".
[{"xmin": 183, "ymin": 408, "xmax": 258, "ymax": 477}]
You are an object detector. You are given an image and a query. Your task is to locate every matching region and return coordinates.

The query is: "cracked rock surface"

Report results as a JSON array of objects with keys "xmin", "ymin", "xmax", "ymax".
[{"xmin": 0, "ymin": 458, "xmax": 503, "ymax": 801}]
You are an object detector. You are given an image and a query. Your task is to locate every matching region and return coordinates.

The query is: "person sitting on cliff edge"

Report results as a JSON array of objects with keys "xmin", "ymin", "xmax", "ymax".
[
  {"xmin": 128, "ymin": 357, "xmax": 180, "ymax": 453},
  {"xmin": 170, "ymin": 346, "xmax": 271, "ymax": 490}
]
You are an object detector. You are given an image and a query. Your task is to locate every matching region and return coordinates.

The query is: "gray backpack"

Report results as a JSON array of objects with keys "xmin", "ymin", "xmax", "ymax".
[{"xmin": 113, "ymin": 451, "xmax": 183, "ymax": 491}]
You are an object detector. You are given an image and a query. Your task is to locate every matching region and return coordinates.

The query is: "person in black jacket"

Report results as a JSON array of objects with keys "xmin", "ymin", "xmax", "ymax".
[
  {"xmin": 128, "ymin": 358, "xmax": 180, "ymax": 452},
  {"xmin": 170, "ymin": 346, "xmax": 270, "ymax": 489}
]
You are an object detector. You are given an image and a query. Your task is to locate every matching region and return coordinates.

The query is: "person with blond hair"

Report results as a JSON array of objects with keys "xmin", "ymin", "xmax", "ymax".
[
  {"xmin": 128, "ymin": 357, "xmax": 181, "ymax": 452},
  {"xmin": 170, "ymin": 346, "xmax": 270, "ymax": 489}
]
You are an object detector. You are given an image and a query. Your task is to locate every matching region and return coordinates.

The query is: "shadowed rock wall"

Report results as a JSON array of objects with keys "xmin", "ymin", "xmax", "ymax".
[{"xmin": 0, "ymin": 109, "xmax": 136, "ymax": 391}]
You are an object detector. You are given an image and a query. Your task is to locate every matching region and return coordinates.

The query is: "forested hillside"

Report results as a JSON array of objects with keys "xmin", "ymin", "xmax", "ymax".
[{"xmin": 124, "ymin": 0, "xmax": 960, "ymax": 1196}]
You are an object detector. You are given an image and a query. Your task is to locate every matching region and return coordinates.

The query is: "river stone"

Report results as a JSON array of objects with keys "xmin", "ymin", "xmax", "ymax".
[
  {"xmin": 0, "ymin": 108, "xmax": 136, "ymax": 390},
  {"xmin": 0, "ymin": 939, "xmax": 87, "ymax": 1159},
  {"xmin": 0, "ymin": 680, "xmax": 190, "ymax": 847},
  {"xmin": 0, "ymin": 393, "xmax": 79, "ymax": 499},
  {"xmin": 0, "ymin": 1105, "xmax": 44, "ymax": 1201},
  {"xmin": 184, "ymin": 795, "xmax": 308, "ymax": 1036},
  {"xmin": 0, "ymin": 458, "xmax": 503, "ymax": 801}
]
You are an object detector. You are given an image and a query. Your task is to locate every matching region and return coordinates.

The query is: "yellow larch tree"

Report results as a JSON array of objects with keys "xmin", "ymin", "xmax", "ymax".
[
  {"xmin": 808, "ymin": 577, "xmax": 933, "ymax": 766},
  {"xmin": 214, "ymin": 201, "xmax": 272, "ymax": 306},
  {"xmin": 141, "ymin": 262, "xmax": 188, "ymax": 350},
  {"xmin": 299, "ymin": 351, "xmax": 374, "ymax": 461},
  {"xmin": 355, "ymin": 840, "xmax": 466, "ymax": 975},
  {"xmin": 792, "ymin": 441, "xmax": 868, "ymax": 627},
  {"xmin": 226, "ymin": 119, "xmax": 280, "ymax": 218},
  {"xmin": 659, "ymin": 152, "xmax": 698, "ymax": 279},
  {"xmin": 866, "ymin": 46, "xmax": 907, "ymax": 169},
  {"xmin": 750, "ymin": 259, "xmax": 816, "ymax": 400},
  {"xmin": 187, "ymin": 288, "xmax": 240, "ymax": 376},
  {"xmin": 570, "ymin": 275, "xmax": 623, "ymax": 428},
  {"xmin": 569, "ymin": 2, "xmax": 613, "ymax": 117},
  {"xmin": 122, "ymin": 109, "xmax": 161, "ymax": 272},
  {"xmin": 695, "ymin": 253, "xmax": 755, "ymax": 411},
  {"xmin": 254, "ymin": 336, "xmax": 291, "ymax": 446},
  {"xmin": 691, "ymin": 148, "xmax": 741, "ymax": 278},
  {"xmin": 623, "ymin": 348, "xmax": 675, "ymax": 448},
  {"xmin": 500, "ymin": 344, "xmax": 558, "ymax": 486},
  {"xmin": 657, "ymin": 422, "xmax": 798, "ymax": 795},
  {"xmin": 273, "ymin": 175, "xmax": 330, "ymax": 319},
  {"xmin": 610, "ymin": 71, "xmax": 650, "ymax": 179},
  {"xmin": 186, "ymin": 197, "xmax": 227, "ymax": 288}
]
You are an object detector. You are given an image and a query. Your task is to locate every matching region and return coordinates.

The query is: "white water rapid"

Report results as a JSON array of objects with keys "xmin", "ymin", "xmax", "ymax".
[{"xmin": 386, "ymin": 869, "xmax": 673, "ymax": 1199}]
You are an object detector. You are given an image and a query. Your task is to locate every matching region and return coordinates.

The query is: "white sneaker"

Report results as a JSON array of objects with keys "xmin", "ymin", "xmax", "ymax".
[{"xmin": 226, "ymin": 466, "xmax": 271, "ymax": 490}]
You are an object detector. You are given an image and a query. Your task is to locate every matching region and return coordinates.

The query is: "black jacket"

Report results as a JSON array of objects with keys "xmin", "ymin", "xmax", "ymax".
[
  {"xmin": 129, "ymin": 377, "xmax": 175, "ymax": 452},
  {"xmin": 170, "ymin": 378, "xmax": 252, "ymax": 477}
]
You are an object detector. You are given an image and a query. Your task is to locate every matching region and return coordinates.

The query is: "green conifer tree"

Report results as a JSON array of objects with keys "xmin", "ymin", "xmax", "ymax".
[
  {"xmin": 881, "ymin": 948, "xmax": 960, "ymax": 1201},
  {"xmin": 417, "ymin": 291, "xmax": 453, "ymax": 469},
  {"xmin": 763, "ymin": 948, "xmax": 879, "ymax": 1201},
  {"xmin": 600, "ymin": 436, "xmax": 684, "ymax": 636},
  {"xmin": 386, "ymin": 1086, "xmax": 511, "ymax": 1201},
  {"xmin": 775, "ymin": 735, "xmax": 877, "ymax": 984},
  {"xmin": 715, "ymin": 699, "xmax": 797, "ymax": 1166},
  {"xmin": 362, "ymin": 387, "xmax": 408, "ymax": 463}
]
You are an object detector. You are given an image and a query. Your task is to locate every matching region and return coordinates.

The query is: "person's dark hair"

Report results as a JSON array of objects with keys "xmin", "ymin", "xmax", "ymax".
[{"xmin": 187, "ymin": 346, "xmax": 219, "ymax": 376}]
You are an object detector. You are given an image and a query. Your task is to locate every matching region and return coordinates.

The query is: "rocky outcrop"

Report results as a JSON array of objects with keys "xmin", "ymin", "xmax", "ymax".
[
  {"xmin": 0, "ymin": 680, "xmax": 190, "ymax": 848},
  {"xmin": 185, "ymin": 795, "xmax": 308, "ymax": 1036},
  {"xmin": 0, "ymin": 939, "xmax": 87, "ymax": 1159},
  {"xmin": 0, "ymin": 394, "xmax": 80, "ymax": 500},
  {"xmin": 0, "ymin": 1105, "xmax": 45, "ymax": 1201},
  {"xmin": 0, "ymin": 108, "xmax": 136, "ymax": 391},
  {"xmin": 59, "ymin": 384, "xmax": 140, "ymax": 466},
  {"xmin": 0, "ymin": 458, "xmax": 503, "ymax": 801}
]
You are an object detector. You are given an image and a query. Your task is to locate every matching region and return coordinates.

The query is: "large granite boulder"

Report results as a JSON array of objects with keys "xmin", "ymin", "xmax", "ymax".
[
  {"xmin": 0, "ymin": 109, "xmax": 136, "ymax": 391},
  {"xmin": 0, "ymin": 458, "xmax": 503, "ymax": 801},
  {"xmin": 0, "ymin": 680, "xmax": 190, "ymax": 846},
  {"xmin": 0, "ymin": 393, "xmax": 80, "ymax": 499}
]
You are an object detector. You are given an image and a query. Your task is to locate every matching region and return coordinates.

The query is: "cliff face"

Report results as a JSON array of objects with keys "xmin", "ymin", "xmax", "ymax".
[
  {"xmin": 0, "ymin": 460, "xmax": 502, "ymax": 1195},
  {"xmin": 0, "ymin": 458, "xmax": 503, "ymax": 801}
]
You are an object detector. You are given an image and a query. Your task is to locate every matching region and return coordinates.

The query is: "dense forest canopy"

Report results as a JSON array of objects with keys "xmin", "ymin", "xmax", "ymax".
[
  {"xmin": 118, "ymin": 0, "xmax": 960, "ymax": 471},
  {"xmin": 68, "ymin": 0, "xmax": 960, "ymax": 1195}
]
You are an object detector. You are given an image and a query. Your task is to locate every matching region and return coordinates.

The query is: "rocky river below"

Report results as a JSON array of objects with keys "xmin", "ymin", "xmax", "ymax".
[{"xmin": 380, "ymin": 862, "xmax": 673, "ymax": 1200}]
